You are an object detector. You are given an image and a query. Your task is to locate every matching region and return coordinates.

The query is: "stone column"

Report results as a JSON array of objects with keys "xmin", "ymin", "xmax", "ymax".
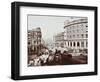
[
  {"xmin": 66, "ymin": 41, "xmax": 68, "ymax": 48},
  {"xmin": 75, "ymin": 41, "xmax": 77, "ymax": 49},
  {"xmin": 84, "ymin": 40, "xmax": 86, "ymax": 48},
  {"xmin": 72, "ymin": 41, "xmax": 73, "ymax": 49},
  {"xmin": 80, "ymin": 41, "xmax": 82, "ymax": 49},
  {"xmin": 69, "ymin": 41, "xmax": 70, "ymax": 48}
]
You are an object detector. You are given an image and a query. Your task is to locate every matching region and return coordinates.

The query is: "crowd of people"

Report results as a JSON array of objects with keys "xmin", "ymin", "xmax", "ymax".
[{"xmin": 28, "ymin": 47, "xmax": 85, "ymax": 66}]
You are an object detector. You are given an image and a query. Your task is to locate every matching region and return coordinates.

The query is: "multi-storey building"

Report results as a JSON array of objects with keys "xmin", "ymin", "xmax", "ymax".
[
  {"xmin": 28, "ymin": 27, "xmax": 42, "ymax": 55},
  {"xmin": 64, "ymin": 18, "xmax": 88, "ymax": 55},
  {"xmin": 54, "ymin": 32, "xmax": 65, "ymax": 48}
]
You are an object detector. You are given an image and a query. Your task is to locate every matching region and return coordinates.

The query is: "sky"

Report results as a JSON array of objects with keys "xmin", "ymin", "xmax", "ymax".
[{"xmin": 28, "ymin": 15, "xmax": 83, "ymax": 44}]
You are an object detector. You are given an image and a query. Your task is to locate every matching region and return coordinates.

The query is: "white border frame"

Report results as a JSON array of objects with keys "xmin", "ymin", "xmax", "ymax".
[{"xmin": 20, "ymin": 6, "xmax": 95, "ymax": 76}]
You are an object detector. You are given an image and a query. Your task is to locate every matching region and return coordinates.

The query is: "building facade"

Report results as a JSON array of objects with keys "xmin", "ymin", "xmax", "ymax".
[
  {"xmin": 64, "ymin": 18, "xmax": 88, "ymax": 55},
  {"xmin": 28, "ymin": 27, "xmax": 42, "ymax": 55},
  {"xmin": 54, "ymin": 32, "xmax": 65, "ymax": 48}
]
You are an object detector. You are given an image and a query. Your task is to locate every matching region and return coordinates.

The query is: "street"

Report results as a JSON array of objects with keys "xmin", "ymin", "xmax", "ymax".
[{"xmin": 28, "ymin": 50, "xmax": 87, "ymax": 66}]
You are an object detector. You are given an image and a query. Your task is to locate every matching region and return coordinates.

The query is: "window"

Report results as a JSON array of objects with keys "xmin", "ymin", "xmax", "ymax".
[
  {"xmin": 81, "ymin": 29, "xmax": 83, "ymax": 31},
  {"xmin": 81, "ymin": 34, "xmax": 84, "ymax": 38},
  {"xmin": 67, "ymin": 31, "xmax": 69, "ymax": 33},
  {"xmin": 86, "ymin": 42, "xmax": 88, "ymax": 47},
  {"xmin": 70, "ymin": 35, "xmax": 71, "ymax": 38},
  {"xmin": 68, "ymin": 42, "xmax": 69, "ymax": 46},
  {"xmin": 28, "ymin": 42, "xmax": 30, "ymax": 45},
  {"xmin": 67, "ymin": 35, "xmax": 69, "ymax": 38},
  {"xmin": 86, "ymin": 34, "xmax": 88, "ymax": 38},
  {"xmin": 77, "ymin": 42, "xmax": 80, "ymax": 47},
  {"xmin": 73, "ymin": 42, "xmax": 75, "ymax": 47},
  {"xmin": 70, "ymin": 42, "xmax": 72, "ymax": 47},
  {"xmin": 86, "ymin": 31, "xmax": 88, "ymax": 33},
  {"xmin": 77, "ymin": 34, "xmax": 79, "ymax": 38},
  {"xmin": 77, "ymin": 29, "xmax": 79, "ymax": 32},
  {"xmin": 81, "ymin": 42, "xmax": 84, "ymax": 47},
  {"xmin": 34, "ymin": 41, "xmax": 36, "ymax": 43},
  {"xmin": 73, "ymin": 35, "xmax": 75, "ymax": 38}
]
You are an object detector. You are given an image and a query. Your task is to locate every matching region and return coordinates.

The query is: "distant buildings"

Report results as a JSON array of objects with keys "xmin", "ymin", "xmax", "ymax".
[
  {"xmin": 54, "ymin": 18, "xmax": 88, "ymax": 56},
  {"xmin": 54, "ymin": 32, "xmax": 65, "ymax": 48}
]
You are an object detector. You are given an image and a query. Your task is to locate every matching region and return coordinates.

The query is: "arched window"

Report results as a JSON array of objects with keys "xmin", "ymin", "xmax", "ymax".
[
  {"xmin": 73, "ymin": 42, "xmax": 75, "ymax": 47},
  {"xmin": 81, "ymin": 34, "xmax": 84, "ymax": 38},
  {"xmin": 68, "ymin": 42, "xmax": 69, "ymax": 46},
  {"xmin": 70, "ymin": 42, "xmax": 72, "ymax": 47},
  {"xmin": 86, "ymin": 34, "xmax": 88, "ymax": 38},
  {"xmin": 77, "ymin": 42, "xmax": 80, "ymax": 47}
]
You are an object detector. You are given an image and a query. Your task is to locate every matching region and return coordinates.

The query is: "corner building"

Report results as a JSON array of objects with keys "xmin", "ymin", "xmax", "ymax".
[{"xmin": 64, "ymin": 18, "xmax": 88, "ymax": 56}]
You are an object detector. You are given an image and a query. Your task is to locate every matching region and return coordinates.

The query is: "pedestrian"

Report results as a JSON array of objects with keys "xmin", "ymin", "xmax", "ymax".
[
  {"xmin": 46, "ymin": 50, "xmax": 54, "ymax": 65},
  {"xmin": 53, "ymin": 50, "xmax": 62, "ymax": 65}
]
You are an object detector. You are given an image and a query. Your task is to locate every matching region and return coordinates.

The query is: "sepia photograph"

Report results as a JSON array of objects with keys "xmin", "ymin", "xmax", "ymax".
[{"xmin": 27, "ymin": 15, "xmax": 88, "ymax": 67}]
